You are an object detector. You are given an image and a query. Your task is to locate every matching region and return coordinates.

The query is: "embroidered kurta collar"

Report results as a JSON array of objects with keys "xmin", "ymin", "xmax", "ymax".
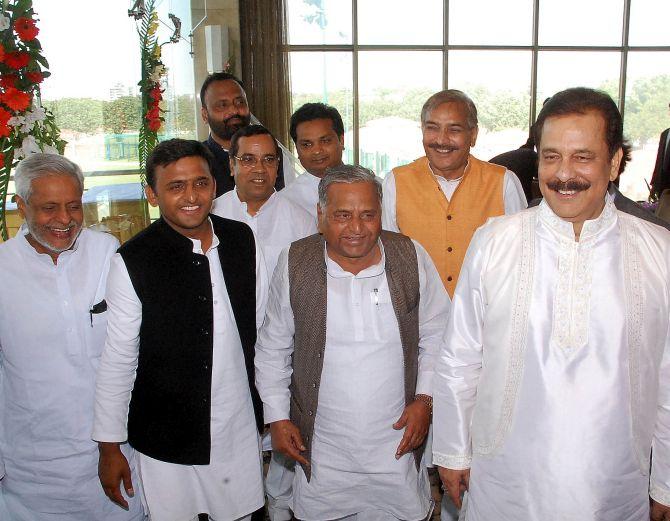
[
  {"xmin": 324, "ymin": 240, "xmax": 386, "ymax": 279},
  {"xmin": 538, "ymin": 192, "xmax": 617, "ymax": 242}
]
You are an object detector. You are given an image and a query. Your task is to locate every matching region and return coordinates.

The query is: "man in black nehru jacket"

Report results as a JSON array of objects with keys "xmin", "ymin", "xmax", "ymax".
[{"xmin": 93, "ymin": 139, "xmax": 268, "ymax": 521}]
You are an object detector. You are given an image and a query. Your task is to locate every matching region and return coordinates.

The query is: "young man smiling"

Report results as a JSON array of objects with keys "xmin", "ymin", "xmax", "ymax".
[{"xmin": 93, "ymin": 139, "xmax": 268, "ymax": 521}]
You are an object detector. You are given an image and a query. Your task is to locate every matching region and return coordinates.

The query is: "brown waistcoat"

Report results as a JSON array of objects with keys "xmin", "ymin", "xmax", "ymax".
[{"xmin": 287, "ymin": 231, "xmax": 424, "ymax": 481}]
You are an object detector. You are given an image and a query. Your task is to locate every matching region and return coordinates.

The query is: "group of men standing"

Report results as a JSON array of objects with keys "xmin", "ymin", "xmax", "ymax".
[{"xmin": 1, "ymin": 70, "xmax": 670, "ymax": 521}]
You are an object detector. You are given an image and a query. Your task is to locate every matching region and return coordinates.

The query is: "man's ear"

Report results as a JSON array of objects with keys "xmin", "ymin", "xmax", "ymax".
[
  {"xmin": 609, "ymin": 147, "xmax": 623, "ymax": 182},
  {"xmin": 16, "ymin": 195, "xmax": 28, "ymax": 219},
  {"xmin": 316, "ymin": 204, "xmax": 324, "ymax": 235},
  {"xmin": 145, "ymin": 184, "xmax": 159, "ymax": 207},
  {"xmin": 200, "ymin": 106, "xmax": 209, "ymax": 124}
]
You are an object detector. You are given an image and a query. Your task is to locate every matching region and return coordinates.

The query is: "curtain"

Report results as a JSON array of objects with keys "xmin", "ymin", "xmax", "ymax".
[{"xmin": 239, "ymin": 0, "xmax": 291, "ymax": 147}]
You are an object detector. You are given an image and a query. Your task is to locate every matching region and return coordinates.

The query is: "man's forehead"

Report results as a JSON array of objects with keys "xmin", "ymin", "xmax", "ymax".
[
  {"xmin": 206, "ymin": 79, "xmax": 246, "ymax": 99},
  {"xmin": 540, "ymin": 111, "xmax": 607, "ymax": 147},
  {"xmin": 238, "ymin": 134, "xmax": 275, "ymax": 152}
]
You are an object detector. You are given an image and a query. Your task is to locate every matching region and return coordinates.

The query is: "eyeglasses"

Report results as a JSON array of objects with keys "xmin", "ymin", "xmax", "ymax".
[{"xmin": 233, "ymin": 154, "xmax": 279, "ymax": 168}]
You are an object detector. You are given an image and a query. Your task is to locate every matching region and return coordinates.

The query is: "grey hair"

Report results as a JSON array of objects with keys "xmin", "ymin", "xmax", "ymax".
[
  {"xmin": 420, "ymin": 89, "xmax": 478, "ymax": 129},
  {"xmin": 14, "ymin": 153, "xmax": 84, "ymax": 202},
  {"xmin": 318, "ymin": 164, "xmax": 383, "ymax": 211}
]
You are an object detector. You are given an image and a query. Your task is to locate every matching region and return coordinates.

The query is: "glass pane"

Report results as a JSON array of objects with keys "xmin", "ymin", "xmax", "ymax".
[
  {"xmin": 629, "ymin": 0, "xmax": 670, "ymax": 46},
  {"xmin": 357, "ymin": 51, "xmax": 443, "ymax": 176},
  {"xmin": 536, "ymin": 51, "xmax": 621, "ymax": 116},
  {"xmin": 621, "ymin": 52, "xmax": 670, "ymax": 201},
  {"xmin": 357, "ymin": 0, "xmax": 442, "ymax": 45},
  {"xmin": 539, "ymin": 0, "xmax": 624, "ymax": 46},
  {"xmin": 287, "ymin": 0, "xmax": 352, "ymax": 45},
  {"xmin": 289, "ymin": 52, "xmax": 354, "ymax": 164},
  {"xmin": 449, "ymin": 0, "xmax": 532, "ymax": 45},
  {"xmin": 448, "ymin": 51, "xmax": 531, "ymax": 159},
  {"xmin": 25, "ymin": 0, "xmax": 150, "ymax": 243}
]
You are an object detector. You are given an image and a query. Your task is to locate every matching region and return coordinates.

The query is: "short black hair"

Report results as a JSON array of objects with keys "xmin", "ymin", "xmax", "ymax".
[
  {"xmin": 230, "ymin": 124, "xmax": 281, "ymax": 159},
  {"xmin": 199, "ymin": 72, "xmax": 245, "ymax": 107},
  {"xmin": 290, "ymin": 102, "xmax": 344, "ymax": 144},
  {"xmin": 534, "ymin": 87, "xmax": 631, "ymax": 172},
  {"xmin": 146, "ymin": 139, "xmax": 215, "ymax": 189}
]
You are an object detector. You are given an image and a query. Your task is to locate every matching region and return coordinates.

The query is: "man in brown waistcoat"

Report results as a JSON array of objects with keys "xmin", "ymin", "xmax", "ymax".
[
  {"xmin": 255, "ymin": 165, "xmax": 450, "ymax": 520},
  {"xmin": 382, "ymin": 89, "xmax": 527, "ymax": 298}
]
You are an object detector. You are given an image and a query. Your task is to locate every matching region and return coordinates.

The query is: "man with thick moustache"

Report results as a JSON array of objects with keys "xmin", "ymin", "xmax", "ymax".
[
  {"xmin": 212, "ymin": 124, "xmax": 315, "ymax": 277},
  {"xmin": 93, "ymin": 139, "xmax": 268, "ymax": 521},
  {"xmin": 256, "ymin": 165, "xmax": 450, "ymax": 520},
  {"xmin": 200, "ymin": 72, "xmax": 293, "ymax": 196},
  {"xmin": 0, "ymin": 153, "xmax": 143, "ymax": 520},
  {"xmin": 382, "ymin": 89, "xmax": 527, "ymax": 298},
  {"xmin": 282, "ymin": 102, "xmax": 346, "ymax": 219},
  {"xmin": 433, "ymin": 88, "xmax": 670, "ymax": 520}
]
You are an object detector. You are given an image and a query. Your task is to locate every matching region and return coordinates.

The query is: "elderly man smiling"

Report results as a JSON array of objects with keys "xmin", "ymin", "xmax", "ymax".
[
  {"xmin": 433, "ymin": 88, "xmax": 670, "ymax": 521},
  {"xmin": 256, "ymin": 165, "xmax": 450, "ymax": 520},
  {"xmin": 0, "ymin": 154, "xmax": 143, "ymax": 520}
]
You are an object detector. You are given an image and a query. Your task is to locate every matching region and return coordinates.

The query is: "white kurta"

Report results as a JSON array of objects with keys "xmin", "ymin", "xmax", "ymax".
[
  {"xmin": 93, "ymin": 221, "xmax": 268, "ymax": 521},
  {"xmin": 381, "ymin": 162, "xmax": 527, "ymax": 232},
  {"xmin": 0, "ymin": 228, "xmax": 144, "ymax": 521},
  {"xmin": 256, "ymin": 241, "xmax": 450, "ymax": 520},
  {"xmin": 279, "ymin": 171, "xmax": 321, "ymax": 219},
  {"xmin": 212, "ymin": 189, "xmax": 317, "ymax": 277},
  {"xmin": 433, "ymin": 197, "xmax": 670, "ymax": 520}
]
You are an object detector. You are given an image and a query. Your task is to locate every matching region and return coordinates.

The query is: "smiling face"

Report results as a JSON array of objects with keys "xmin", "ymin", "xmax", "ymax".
[
  {"xmin": 317, "ymin": 181, "xmax": 381, "ymax": 274},
  {"xmin": 295, "ymin": 118, "xmax": 344, "ymax": 178},
  {"xmin": 422, "ymin": 101, "xmax": 478, "ymax": 179},
  {"xmin": 231, "ymin": 133, "xmax": 279, "ymax": 211},
  {"xmin": 17, "ymin": 174, "xmax": 83, "ymax": 262},
  {"xmin": 145, "ymin": 155, "xmax": 216, "ymax": 239},
  {"xmin": 538, "ymin": 110, "xmax": 622, "ymax": 236},
  {"xmin": 201, "ymin": 79, "xmax": 251, "ymax": 145}
]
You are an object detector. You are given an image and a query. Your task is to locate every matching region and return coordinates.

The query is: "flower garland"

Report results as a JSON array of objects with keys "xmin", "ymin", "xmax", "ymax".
[
  {"xmin": 0, "ymin": 1, "xmax": 65, "ymax": 240},
  {"xmin": 132, "ymin": 0, "xmax": 168, "ymax": 179}
]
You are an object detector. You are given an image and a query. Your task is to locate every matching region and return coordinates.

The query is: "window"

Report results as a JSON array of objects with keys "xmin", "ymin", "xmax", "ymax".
[
  {"xmin": 4, "ymin": 0, "xmax": 198, "ymax": 242},
  {"xmin": 286, "ymin": 0, "xmax": 670, "ymax": 200}
]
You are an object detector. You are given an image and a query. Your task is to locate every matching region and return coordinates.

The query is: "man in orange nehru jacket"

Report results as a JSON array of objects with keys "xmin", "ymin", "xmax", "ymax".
[{"xmin": 382, "ymin": 89, "xmax": 527, "ymax": 297}]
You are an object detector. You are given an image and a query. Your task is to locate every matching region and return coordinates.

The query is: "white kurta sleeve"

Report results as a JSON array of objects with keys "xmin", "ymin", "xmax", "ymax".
[
  {"xmin": 255, "ymin": 239, "xmax": 269, "ymax": 329},
  {"xmin": 254, "ymin": 248, "xmax": 296, "ymax": 424},
  {"xmin": 414, "ymin": 240, "xmax": 451, "ymax": 396},
  {"xmin": 432, "ymin": 226, "xmax": 488, "ymax": 470},
  {"xmin": 650, "ymin": 324, "xmax": 670, "ymax": 506},
  {"xmin": 92, "ymin": 254, "xmax": 142, "ymax": 442},
  {"xmin": 382, "ymin": 172, "xmax": 400, "ymax": 232},
  {"xmin": 503, "ymin": 170, "xmax": 528, "ymax": 214}
]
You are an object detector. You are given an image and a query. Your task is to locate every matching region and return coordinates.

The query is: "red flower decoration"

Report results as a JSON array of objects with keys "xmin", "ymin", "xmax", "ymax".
[
  {"xmin": 145, "ymin": 106, "xmax": 160, "ymax": 120},
  {"xmin": 26, "ymin": 71, "xmax": 44, "ymax": 84},
  {"xmin": 14, "ymin": 17, "xmax": 39, "ymax": 42},
  {"xmin": 0, "ymin": 107, "xmax": 11, "ymax": 138},
  {"xmin": 147, "ymin": 118, "xmax": 161, "ymax": 132},
  {"xmin": 4, "ymin": 51, "xmax": 31, "ymax": 70},
  {"xmin": 149, "ymin": 85, "xmax": 162, "ymax": 101},
  {"xmin": 0, "ymin": 152, "xmax": 4, "ymax": 167},
  {"xmin": 0, "ymin": 74, "xmax": 18, "ymax": 89},
  {"xmin": 1, "ymin": 87, "xmax": 32, "ymax": 112},
  {"xmin": 0, "ymin": 43, "xmax": 5, "ymax": 63}
]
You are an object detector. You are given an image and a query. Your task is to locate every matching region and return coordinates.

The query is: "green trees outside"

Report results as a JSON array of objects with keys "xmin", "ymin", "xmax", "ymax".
[
  {"xmin": 43, "ymin": 94, "xmax": 196, "ymax": 135},
  {"xmin": 292, "ymin": 74, "xmax": 670, "ymax": 144}
]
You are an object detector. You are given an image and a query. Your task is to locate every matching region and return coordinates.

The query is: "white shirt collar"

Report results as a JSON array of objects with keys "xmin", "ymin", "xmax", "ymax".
[
  {"xmin": 324, "ymin": 240, "xmax": 386, "ymax": 279},
  {"xmin": 539, "ymin": 191, "xmax": 617, "ymax": 242},
  {"xmin": 188, "ymin": 218, "xmax": 219, "ymax": 254},
  {"xmin": 233, "ymin": 187, "xmax": 278, "ymax": 217}
]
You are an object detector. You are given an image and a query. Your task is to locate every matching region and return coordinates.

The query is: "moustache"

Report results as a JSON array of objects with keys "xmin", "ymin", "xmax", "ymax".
[
  {"xmin": 546, "ymin": 179, "xmax": 591, "ymax": 192},
  {"xmin": 224, "ymin": 114, "xmax": 244, "ymax": 125},
  {"xmin": 427, "ymin": 143, "xmax": 459, "ymax": 153}
]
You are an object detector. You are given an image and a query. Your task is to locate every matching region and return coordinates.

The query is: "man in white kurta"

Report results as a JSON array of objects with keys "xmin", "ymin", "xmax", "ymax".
[
  {"xmin": 0, "ymin": 153, "xmax": 143, "ymax": 520},
  {"xmin": 211, "ymin": 124, "xmax": 316, "ymax": 277},
  {"xmin": 92, "ymin": 139, "xmax": 268, "ymax": 521},
  {"xmin": 281, "ymin": 103, "xmax": 347, "ymax": 219},
  {"xmin": 256, "ymin": 166, "xmax": 450, "ymax": 520},
  {"xmin": 433, "ymin": 87, "xmax": 670, "ymax": 520}
]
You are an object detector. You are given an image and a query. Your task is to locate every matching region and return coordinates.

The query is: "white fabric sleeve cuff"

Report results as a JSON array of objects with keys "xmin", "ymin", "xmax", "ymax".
[{"xmin": 432, "ymin": 451, "xmax": 472, "ymax": 470}]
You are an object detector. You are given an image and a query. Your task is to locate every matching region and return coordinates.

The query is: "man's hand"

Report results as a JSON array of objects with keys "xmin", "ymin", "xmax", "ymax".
[
  {"xmin": 98, "ymin": 442, "xmax": 134, "ymax": 510},
  {"xmin": 270, "ymin": 419, "xmax": 309, "ymax": 466},
  {"xmin": 651, "ymin": 499, "xmax": 670, "ymax": 520},
  {"xmin": 392, "ymin": 398, "xmax": 431, "ymax": 459},
  {"xmin": 438, "ymin": 466, "xmax": 470, "ymax": 510}
]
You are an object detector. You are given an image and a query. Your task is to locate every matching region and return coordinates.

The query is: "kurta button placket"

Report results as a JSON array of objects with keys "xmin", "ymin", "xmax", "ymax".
[{"xmin": 447, "ymin": 247, "xmax": 453, "ymax": 252}]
